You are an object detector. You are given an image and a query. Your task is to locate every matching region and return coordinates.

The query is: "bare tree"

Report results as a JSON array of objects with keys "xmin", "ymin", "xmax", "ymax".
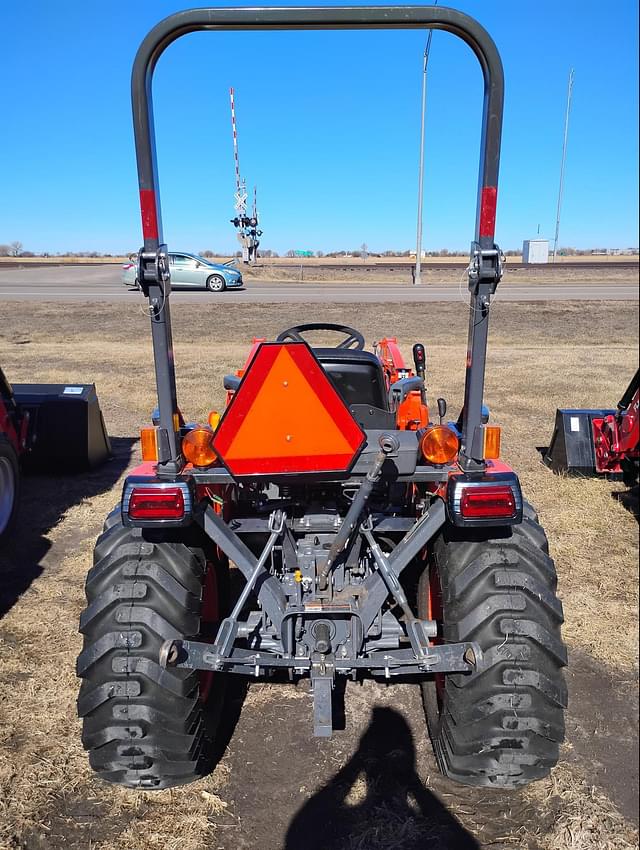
[
  {"xmin": 0, "ymin": 244, "xmax": 10, "ymax": 256},
  {"xmin": 9, "ymin": 240, "xmax": 23, "ymax": 257},
  {"xmin": 285, "ymin": 249, "xmax": 296, "ymax": 258}
]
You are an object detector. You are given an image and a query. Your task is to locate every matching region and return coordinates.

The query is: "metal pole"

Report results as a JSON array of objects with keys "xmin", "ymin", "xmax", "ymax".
[
  {"xmin": 414, "ymin": 22, "xmax": 435, "ymax": 286},
  {"xmin": 553, "ymin": 68, "xmax": 574, "ymax": 263}
]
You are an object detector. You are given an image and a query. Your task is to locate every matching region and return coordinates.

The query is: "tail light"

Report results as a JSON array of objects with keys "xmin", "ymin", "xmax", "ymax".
[
  {"xmin": 460, "ymin": 486, "xmax": 515, "ymax": 518},
  {"xmin": 129, "ymin": 487, "xmax": 184, "ymax": 519},
  {"xmin": 448, "ymin": 472, "xmax": 522, "ymax": 526},
  {"xmin": 122, "ymin": 478, "xmax": 192, "ymax": 527}
]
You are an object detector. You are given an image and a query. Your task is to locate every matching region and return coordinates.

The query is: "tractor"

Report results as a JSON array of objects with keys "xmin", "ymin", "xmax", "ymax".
[{"xmin": 76, "ymin": 6, "xmax": 567, "ymax": 791}]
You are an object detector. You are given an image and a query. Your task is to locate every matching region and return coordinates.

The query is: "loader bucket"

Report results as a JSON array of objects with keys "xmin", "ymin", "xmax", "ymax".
[
  {"xmin": 12, "ymin": 383, "xmax": 111, "ymax": 471},
  {"xmin": 543, "ymin": 408, "xmax": 619, "ymax": 478}
]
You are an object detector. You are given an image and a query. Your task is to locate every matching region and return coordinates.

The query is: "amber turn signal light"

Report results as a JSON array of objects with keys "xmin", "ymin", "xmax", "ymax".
[
  {"xmin": 483, "ymin": 425, "xmax": 501, "ymax": 460},
  {"xmin": 140, "ymin": 427, "xmax": 159, "ymax": 461},
  {"xmin": 420, "ymin": 425, "xmax": 459, "ymax": 465},
  {"xmin": 182, "ymin": 426, "xmax": 217, "ymax": 467}
]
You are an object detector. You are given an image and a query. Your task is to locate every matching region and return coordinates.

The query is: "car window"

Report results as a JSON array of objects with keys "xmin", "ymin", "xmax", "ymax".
[{"xmin": 172, "ymin": 255, "xmax": 196, "ymax": 267}]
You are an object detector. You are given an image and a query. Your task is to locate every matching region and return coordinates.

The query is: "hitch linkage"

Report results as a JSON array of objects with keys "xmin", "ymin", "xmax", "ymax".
[{"xmin": 160, "ymin": 510, "xmax": 286, "ymax": 671}]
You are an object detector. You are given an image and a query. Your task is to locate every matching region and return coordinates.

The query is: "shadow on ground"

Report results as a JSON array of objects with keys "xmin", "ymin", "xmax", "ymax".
[
  {"xmin": 612, "ymin": 484, "xmax": 639, "ymax": 521},
  {"xmin": 0, "ymin": 436, "xmax": 135, "ymax": 620},
  {"xmin": 284, "ymin": 706, "xmax": 479, "ymax": 850}
]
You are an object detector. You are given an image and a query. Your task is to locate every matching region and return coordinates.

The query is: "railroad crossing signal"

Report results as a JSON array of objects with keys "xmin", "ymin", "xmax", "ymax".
[{"xmin": 229, "ymin": 88, "xmax": 261, "ymax": 263}]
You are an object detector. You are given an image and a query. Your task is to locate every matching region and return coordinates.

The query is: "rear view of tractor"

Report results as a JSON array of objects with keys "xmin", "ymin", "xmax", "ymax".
[
  {"xmin": 0, "ymin": 365, "xmax": 111, "ymax": 543},
  {"xmin": 76, "ymin": 6, "xmax": 567, "ymax": 792}
]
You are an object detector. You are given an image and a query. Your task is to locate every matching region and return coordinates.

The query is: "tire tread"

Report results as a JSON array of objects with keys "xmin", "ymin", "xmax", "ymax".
[
  {"xmin": 77, "ymin": 520, "xmax": 223, "ymax": 789},
  {"xmin": 420, "ymin": 500, "xmax": 567, "ymax": 789}
]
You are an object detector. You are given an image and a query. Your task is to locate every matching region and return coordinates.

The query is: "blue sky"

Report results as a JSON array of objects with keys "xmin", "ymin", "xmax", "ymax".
[{"xmin": 1, "ymin": 1, "xmax": 638, "ymax": 254}]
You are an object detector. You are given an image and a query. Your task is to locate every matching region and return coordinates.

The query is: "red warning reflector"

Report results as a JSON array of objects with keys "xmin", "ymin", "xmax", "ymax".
[
  {"xmin": 213, "ymin": 343, "xmax": 366, "ymax": 476},
  {"xmin": 479, "ymin": 186, "xmax": 498, "ymax": 239},
  {"xmin": 139, "ymin": 188, "xmax": 159, "ymax": 241}
]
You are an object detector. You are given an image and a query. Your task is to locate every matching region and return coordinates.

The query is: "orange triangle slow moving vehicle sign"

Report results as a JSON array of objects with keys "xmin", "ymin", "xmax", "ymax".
[{"xmin": 213, "ymin": 343, "xmax": 366, "ymax": 476}]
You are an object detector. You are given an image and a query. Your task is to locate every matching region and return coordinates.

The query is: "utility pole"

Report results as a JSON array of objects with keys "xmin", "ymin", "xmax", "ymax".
[
  {"xmin": 553, "ymin": 68, "xmax": 574, "ymax": 263},
  {"xmin": 414, "ymin": 18, "xmax": 436, "ymax": 285}
]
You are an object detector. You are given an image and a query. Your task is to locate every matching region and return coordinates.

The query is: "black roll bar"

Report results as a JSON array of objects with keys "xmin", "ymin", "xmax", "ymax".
[{"xmin": 131, "ymin": 6, "xmax": 505, "ymax": 473}]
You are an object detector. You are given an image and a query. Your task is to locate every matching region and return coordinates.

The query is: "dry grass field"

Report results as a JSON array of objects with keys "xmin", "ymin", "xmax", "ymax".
[
  {"xmin": 244, "ymin": 262, "xmax": 639, "ymax": 284},
  {"xmin": 0, "ymin": 254, "xmax": 636, "ymax": 266},
  {"xmin": 0, "ymin": 297, "xmax": 638, "ymax": 850}
]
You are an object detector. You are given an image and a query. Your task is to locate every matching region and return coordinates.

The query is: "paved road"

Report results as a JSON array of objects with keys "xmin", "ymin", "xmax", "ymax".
[{"xmin": 0, "ymin": 265, "xmax": 637, "ymax": 303}]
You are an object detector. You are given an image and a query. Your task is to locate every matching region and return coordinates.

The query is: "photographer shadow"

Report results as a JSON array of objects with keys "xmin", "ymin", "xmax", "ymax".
[{"xmin": 285, "ymin": 706, "xmax": 479, "ymax": 850}]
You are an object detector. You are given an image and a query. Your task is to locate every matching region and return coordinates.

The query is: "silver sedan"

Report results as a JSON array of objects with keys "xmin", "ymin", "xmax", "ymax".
[{"xmin": 122, "ymin": 252, "xmax": 243, "ymax": 292}]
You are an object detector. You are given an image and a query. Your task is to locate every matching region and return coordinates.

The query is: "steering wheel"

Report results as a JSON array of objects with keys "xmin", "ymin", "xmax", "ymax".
[{"xmin": 276, "ymin": 322, "xmax": 365, "ymax": 350}]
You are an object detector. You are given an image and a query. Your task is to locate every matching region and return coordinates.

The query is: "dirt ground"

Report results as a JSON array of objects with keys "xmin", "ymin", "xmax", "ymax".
[{"xmin": 0, "ymin": 297, "xmax": 638, "ymax": 850}]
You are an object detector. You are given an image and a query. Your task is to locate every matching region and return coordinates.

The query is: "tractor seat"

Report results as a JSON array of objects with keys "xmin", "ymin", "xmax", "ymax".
[{"xmin": 313, "ymin": 348, "xmax": 388, "ymax": 411}]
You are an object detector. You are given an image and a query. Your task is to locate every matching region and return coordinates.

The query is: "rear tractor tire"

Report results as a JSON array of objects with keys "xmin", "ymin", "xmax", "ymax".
[
  {"xmin": 76, "ymin": 518, "xmax": 228, "ymax": 788},
  {"xmin": 419, "ymin": 502, "xmax": 567, "ymax": 789}
]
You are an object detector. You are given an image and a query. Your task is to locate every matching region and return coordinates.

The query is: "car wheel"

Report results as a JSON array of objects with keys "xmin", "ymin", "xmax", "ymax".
[{"xmin": 206, "ymin": 275, "xmax": 226, "ymax": 293}]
